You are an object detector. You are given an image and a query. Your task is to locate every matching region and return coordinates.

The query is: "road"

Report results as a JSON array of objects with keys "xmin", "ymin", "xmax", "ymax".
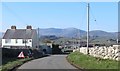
[{"xmin": 17, "ymin": 55, "xmax": 78, "ymax": 70}]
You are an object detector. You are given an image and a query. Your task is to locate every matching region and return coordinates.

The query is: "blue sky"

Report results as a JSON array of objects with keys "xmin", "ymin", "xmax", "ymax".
[{"xmin": 1, "ymin": 2, "xmax": 118, "ymax": 32}]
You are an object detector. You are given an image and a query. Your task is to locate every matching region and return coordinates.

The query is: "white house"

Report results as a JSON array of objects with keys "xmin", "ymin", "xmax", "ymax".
[{"xmin": 2, "ymin": 26, "xmax": 38, "ymax": 49}]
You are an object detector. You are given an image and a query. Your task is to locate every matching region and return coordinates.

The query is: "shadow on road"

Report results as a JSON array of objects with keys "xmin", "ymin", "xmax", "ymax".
[
  {"xmin": 16, "ymin": 69, "xmax": 81, "ymax": 71},
  {"xmin": 51, "ymin": 52, "xmax": 71, "ymax": 55}
]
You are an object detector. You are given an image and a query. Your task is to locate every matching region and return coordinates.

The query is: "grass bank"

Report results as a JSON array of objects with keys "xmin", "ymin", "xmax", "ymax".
[
  {"xmin": 67, "ymin": 51, "xmax": 119, "ymax": 70},
  {"xmin": 0, "ymin": 58, "xmax": 32, "ymax": 71}
]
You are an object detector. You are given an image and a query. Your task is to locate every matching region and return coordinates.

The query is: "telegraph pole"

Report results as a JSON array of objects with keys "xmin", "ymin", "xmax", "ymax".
[
  {"xmin": 25, "ymin": 29, "xmax": 26, "ymax": 49},
  {"xmin": 78, "ymin": 29, "xmax": 80, "ymax": 51},
  {"xmin": 38, "ymin": 28, "xmax": 40, "ymax": 48},
  {"xmin": 117, "ymin": 39, "xmax": 119, "ymax": 44},
  {"xmin": 87, "ymin": 3, "xmax": 90, "ymax": 55}
]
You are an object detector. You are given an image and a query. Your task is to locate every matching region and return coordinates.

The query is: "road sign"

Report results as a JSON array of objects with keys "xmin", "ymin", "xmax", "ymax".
[{"xmin": 18, "ymin": 51, "xmax": 25, "ymax": 58}]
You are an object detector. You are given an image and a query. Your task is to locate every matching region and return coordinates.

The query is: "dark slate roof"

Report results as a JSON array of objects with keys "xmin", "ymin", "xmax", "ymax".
[{"xmin": 3, "ymin": 29, "xmax": 37, "ymax": 39}]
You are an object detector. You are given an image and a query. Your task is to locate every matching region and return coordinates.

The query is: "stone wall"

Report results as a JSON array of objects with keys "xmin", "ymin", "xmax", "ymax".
[{"xmin": 73, "ymin": 45, "xmax": 120, "ymax": 61}]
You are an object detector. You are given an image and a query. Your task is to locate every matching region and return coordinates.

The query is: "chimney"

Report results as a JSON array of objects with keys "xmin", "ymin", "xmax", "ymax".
[
  {"xmin": 26, "ymin": 25, "xmax": 32, "ymax": 30},
  {"xmin": 11, "ymin": 26, "xmax": 16, "ymax": 30}
]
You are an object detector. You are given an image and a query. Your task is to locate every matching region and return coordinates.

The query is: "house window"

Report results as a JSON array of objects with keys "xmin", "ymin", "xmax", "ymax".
[
  {"xmin": 5, "ymin": 39, "xmax": 11, "ymax": 43},
  {"xmin": 22, "ymin": 39, "xmax": 28, "ymax": 44},
  {"xmin": 22, "ymin": 40, "xmax": 25, "ymax": 43},
  {"xmin": 29, "ymin": 40, "xmax": 32, "ymax": 42},
  {"xmin": 15, "ymin": 39, "xmax": 18, "ymax": 43}
]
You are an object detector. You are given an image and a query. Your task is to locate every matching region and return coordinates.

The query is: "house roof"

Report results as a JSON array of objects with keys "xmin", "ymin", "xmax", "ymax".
[{"xmin": 3, "ymin": 29, "xmax": 37, "ymax": 39}]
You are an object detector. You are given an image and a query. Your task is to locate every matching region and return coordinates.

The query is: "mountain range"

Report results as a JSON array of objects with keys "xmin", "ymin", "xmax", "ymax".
[
  {"xmin": 0, "ymin": 28, "xmax": 118, "ymax": 39},
  {"xmin": 39, "ymin": 28, "xmax": 117, "ymax": 39}
]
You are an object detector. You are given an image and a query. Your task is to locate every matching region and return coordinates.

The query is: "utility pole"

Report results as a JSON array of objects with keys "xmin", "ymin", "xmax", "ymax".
[
  {"xmin": 78, "ymin": 29, "xmax": 80, "ymax": 51},
  {"xmin": 25, "ymin": 29, "xmax": 27, "ymax": 49},
  {"xmin": 24, "ymin": 29, "xmax": 26, "ymax": 49},
  {"xmin": 117, "ymin": 38, "xmax": 119, "ymax": 44},
  {"xmin": 87, "ymin": 3, "xmax": 90, "ymax": 55},
  {"xmin": 38, "ymin": 28, "xmax": 40, "ymax": 48}
]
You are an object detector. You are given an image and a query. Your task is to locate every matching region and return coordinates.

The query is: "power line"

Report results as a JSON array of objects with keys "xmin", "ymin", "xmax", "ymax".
[
  {"xmin": 2, "ymin": 3, "xmax": 28, "ymax": 25},
  {"xmin": 90, "ymin": 6, "xmax": 98, "ymax": 25},
  {"xmin": 87, "ymin": 3, "xmax": 90, "ymax": 55}
]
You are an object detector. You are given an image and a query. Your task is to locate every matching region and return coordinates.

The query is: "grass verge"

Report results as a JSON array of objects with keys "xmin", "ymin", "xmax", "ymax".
[
  {"xmin": 0, "ymin": 58, "xmax": 32, "ymax": 71},
  {"xmin": 67, "ymin": 51, "xmax": 120, "ymax": 70}
]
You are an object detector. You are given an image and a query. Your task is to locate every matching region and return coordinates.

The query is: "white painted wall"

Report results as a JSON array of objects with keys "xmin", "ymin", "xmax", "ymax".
[{"xmin": 2, "ymin": 39, "xmax": 32, "ymax": 48}]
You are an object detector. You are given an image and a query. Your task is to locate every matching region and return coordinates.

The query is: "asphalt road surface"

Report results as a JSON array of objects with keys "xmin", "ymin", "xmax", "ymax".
[{"xmin": 17, "ymin": 55, "xmax": 78, "ymax": 70}]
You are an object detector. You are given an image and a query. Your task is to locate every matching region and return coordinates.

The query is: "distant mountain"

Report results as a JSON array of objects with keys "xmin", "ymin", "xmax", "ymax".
[
  {"xmin": 39, "ymin": 28, "xmax": 117, "ymax": 39},
  {"xmin": 39, "ymin": 28, "xmax": 86, "ymax": 38},
  {"xmin": 40, "ymin": 35, "xmax": 60, "ymax": 40},
  {"xmin": 90, "ymin": 30, "xmax": 117, "ymax": 38},
  {"xmin": 39, "ymin": 28, "xmax": 62, "ymax": 36},
  {"xmin": 0, "ymin": 28, "xmax": 118, "ymax": 39}
]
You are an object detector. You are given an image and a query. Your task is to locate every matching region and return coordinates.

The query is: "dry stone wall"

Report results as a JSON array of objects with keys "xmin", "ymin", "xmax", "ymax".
[{"xmin": 73, "ymin": 45, "xmax": 120, "ymax": 61}]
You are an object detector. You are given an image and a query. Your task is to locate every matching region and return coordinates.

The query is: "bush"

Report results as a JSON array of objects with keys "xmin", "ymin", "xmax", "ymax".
[
  {"xmin": 52, "ymin": 44, "xmax": 62, "ymax": 54},
  {"xmin": 1, "ymin": 48, "xmax": 42, "ymax": 65},
  {"xmin": 2, "ymin": 48, "xmax": 30, "ymax": 58}
]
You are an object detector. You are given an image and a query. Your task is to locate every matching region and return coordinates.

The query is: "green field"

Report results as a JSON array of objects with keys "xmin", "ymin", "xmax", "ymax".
[{"xmin": 67, "ymin": 51, "xmax": 119, "ymax": 69}]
